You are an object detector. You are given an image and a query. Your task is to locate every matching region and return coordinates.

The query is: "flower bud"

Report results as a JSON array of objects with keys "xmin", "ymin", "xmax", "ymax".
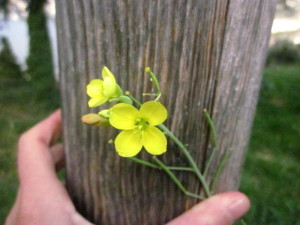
[
  {"xmin": 118, "ymin": 95, "xmax": 133, "ymax": 105},
  {"xmin": 98, "ymin": 109, "xmax": 111, "ymax": 118},
  {"xmin": 81, "ymin": 113, "xmax": 110, "ymax": 126}
]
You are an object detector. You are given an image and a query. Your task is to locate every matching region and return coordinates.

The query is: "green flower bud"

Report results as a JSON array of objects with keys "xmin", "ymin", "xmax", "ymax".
[
  {"xmin": 118, "ymin": 95, "xmax": 133, "ymax": 105},
  {"xmin": 98, "ymin": 109, "xmax": 111, "ymax": 118}
]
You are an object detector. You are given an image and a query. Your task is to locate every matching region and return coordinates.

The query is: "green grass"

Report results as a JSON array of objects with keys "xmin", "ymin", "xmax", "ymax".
[
  {"xmin": 0, "ymin": 34, "xmax": 59, "ymax": 223},
  {"xmin": 240, "ymin": 65, "xmax": 300, "ymax": 225}
]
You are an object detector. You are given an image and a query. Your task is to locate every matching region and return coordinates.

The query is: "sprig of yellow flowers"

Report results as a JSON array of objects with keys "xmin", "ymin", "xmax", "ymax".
[{"xmin": 81, "ymin": 66, "xmax": 229, "ymax": 200}]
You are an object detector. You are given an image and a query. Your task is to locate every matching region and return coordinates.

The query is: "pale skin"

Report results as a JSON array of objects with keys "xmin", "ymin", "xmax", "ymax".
[{"xmin": 5, "ymin": 110, "xmax": 250, "ymax": 225}]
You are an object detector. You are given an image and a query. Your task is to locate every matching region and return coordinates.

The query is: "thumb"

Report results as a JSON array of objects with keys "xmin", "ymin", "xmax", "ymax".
[
  {"xmin": 71, "ymin": 213, "xmax": 95, "ymax": 225},
  {"xmin": 167, "ymin": 192, "xmax": 250, "ymax": 225}
]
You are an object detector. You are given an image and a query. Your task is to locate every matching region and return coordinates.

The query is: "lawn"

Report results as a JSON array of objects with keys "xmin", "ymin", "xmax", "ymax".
[
  {"xmin": 0, "ymin": 36, "xmax": 59, "ymax": 222},
  {"xmin": 0, "ymin": 37, "xmax": 299, "ymax": 224},
  {"xmin": 240, "ymin": 65, "xmax": 300, "ymax": 225}
]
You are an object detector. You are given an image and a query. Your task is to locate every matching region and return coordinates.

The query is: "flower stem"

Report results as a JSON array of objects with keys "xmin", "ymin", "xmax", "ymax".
[
  {"xmin": 203, "ymin": 109, "xmax": 217, "ymax": 147},
  {"xmin": 153, "ymin": 156, "xmax": 204, "ymax": 200},
  {"xmin": 167, "ymin": 166, "xmax": 194, "ymax": 172},
  {"xmin": 210, "ymin": 150, "xmax": 231, "ymax": 192},
  {"xmin": 126, "ymin": 92, "xmax": 142, "ymax": 106},
  {"xmin": 129, "ymin": 157, "xmax": 194, "ymax": 172},
  {"xmin": 129, "ymin": 157, "xmax": 159, "ymax": 169},
  {"xmin": 145, "ymin": 67, "xmax": 161, "ymax": 101},
  {"xmin": 157, "ymin": 124, "xmax": 212, "ymax": 197},
  {"xmin": 203, "ymin": 109, "xmax": 218, "ymax": 178}
]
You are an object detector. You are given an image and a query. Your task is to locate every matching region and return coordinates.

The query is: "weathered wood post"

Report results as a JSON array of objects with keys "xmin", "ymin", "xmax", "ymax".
[{"xmin": 56, "ymin": 1, "xmax": 276, "ymax": 224}]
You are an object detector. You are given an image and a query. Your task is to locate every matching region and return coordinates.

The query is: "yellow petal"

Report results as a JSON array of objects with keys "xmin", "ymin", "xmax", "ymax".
[
  {"xmin": 109, "ymin": 103, "xmax": 139, "ymax": 130},
  {"xmin": 87, "ymin": 79, "xmax": 103, "ymax": 98},
  {"xmin": 102, "ymin": 67, "xmax": 117, "ymax": 97},
  {"xmin": 102, "ymin": 66, "xmax": 116, "ymax": 82},
  {"xmin": 115, "ymin": 130, "xmax": 143, "ymax": 157},
  {"xmin": 103, "ymin": 79, "xmax": 117, "ymax": 97},
  {"xmin": 88, "ymin": 97, "xmax": 108, "ymax": 107},
  {"xmin": 139, "ymin": 101, "xmax": 168, "ymax": 126},
  {"xmin": 143, "ymin": 126, "xmax": 167, "ymax": 155}
]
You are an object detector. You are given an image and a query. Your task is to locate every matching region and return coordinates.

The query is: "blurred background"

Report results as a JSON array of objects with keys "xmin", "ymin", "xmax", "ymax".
[{"xmin": 0, "ymin": 0, "xmax": 299, "ymax": 224}]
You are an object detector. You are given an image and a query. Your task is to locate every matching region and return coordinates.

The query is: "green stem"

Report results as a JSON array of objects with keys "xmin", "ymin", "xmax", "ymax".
[
  {"xmin": 203, "ymin": 109, "xmax": 217, "ymax": 147},
  {"xmin": 126, "ymin": 93, "xmax": 142, "ymax": 106},
  {"xmin": 210, "ymin": 150, "xmax": 231, "ymax": 192},
  {"xmin": 153, "ymin": 156, "xmax": 204, "ymax": 200},
  {"xmin": 129, "ymin": 157, "xmax": 193, "ymax": 172},
  {"xmin": 167, "ymin": 166, "xmax": 194, "ymax": 172},
  {"xmin": 108, "ymin": 97, "xmax": 120, "ymax": 103},
  {"xmin": 203, "ymin": 109, "xmax": 218, "ymax": 178},
  {"xmin": 129, "ymin": 157, "xmax": 159, "ymax": 169},
  {"xmin": 145, "ymin": 67, "xmax": 161, "ymax": 101},
  {"xmin": 158, "ymin": 124, "xmax": 212, "ymax": 197}
]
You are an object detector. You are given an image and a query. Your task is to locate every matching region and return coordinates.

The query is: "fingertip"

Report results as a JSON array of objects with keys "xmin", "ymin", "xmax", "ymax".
[
  {"xmin": 193, "ymin": 191, "xmax": 250, "ymax": 224},
  {"xmin": 52, "ymin": 109, "xmax": 62, "ymax": 121},
  {"xmin": 33, "ymin": 109, "xmax": 62, "ymax": 145},
  {"xmin": 167, "ymin": 191, "xmax": 250, "ymax": 225},
  {"xmin": 225, "ymin": 192, "xmax": 250, "ymax": 222}
]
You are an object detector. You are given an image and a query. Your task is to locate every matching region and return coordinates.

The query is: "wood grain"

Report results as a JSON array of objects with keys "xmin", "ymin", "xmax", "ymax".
[{"xmin": 56, "ymin": 0, "xmax": 276, "ymax": 224}]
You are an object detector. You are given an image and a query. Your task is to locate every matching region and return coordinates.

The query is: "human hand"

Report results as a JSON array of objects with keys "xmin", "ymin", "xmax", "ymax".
[
  {"xmin": 5, "ymin": 110, "xmax": 94, "ymax": 225},
  {"xmin": 5, "ymin": 109, "xmax": 250, "ymax": 225},
  {"xmin": 168, "ymin": 191, "xmax": 250, "ymax": 225}
]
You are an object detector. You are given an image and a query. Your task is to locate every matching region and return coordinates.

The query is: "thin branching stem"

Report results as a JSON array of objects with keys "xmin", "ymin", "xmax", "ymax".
[
  {"xmin": 210, "ymin": 151, "xmax": 231, "ymax": 192},
  {"xmin": 129, "ymin": 157, "xmax": 195, "ymax": 173},
  {"xmin": 129, "ymin": 157, "xmax": 159, "ymax": 169},
  {"xmin": 153, "ymin": 156, "xmax": 204, "ymax": 200},
  {"xmin": 167, "ymin": 166, "xmax": 194, "ymax": 172},
  {"xmin": 126, "ymin": 92, "xmax": 142, "ymax": 106},
  {"xmin": 203, "ymin": 109, "xmax": 218, "ymax": 178},
  {"xmin": 157, "ymin": 124, "xmax": 212, "ymax": 197},
  {"xmin": 145, "ymin": 67, "xmax": 161, "ymax": 101}
]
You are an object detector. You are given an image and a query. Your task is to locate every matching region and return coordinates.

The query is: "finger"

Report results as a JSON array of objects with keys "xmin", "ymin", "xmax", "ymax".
[
  {"xmin": 50, "ymin": 143, "xmax": 65, "ymax": 171},
  {"xmin": 71, "ymin": 213, "xmax": 96, "ymax": 225},
  {"xmin": 26, "ymin": 109, "xmax": 62, "ymax": 146},
  {"xmin": 18, "ymin": 109, "xmax": 62, "ymax": 186},
  {"xmin": 167, "ymin": 192, "xmax": 250, "ymax": 225}
]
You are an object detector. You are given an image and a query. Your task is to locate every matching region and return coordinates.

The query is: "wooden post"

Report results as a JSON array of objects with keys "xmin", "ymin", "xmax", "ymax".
[{"xmin": 56, "ymin": 1, "xmax": 276, "ymax": 224}]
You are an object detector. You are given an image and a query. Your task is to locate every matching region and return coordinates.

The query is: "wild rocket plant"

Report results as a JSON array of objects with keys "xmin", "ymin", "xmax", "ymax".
[{"xmin": 82, "ymin": 66, "xmax": 229, "ymax": 200}]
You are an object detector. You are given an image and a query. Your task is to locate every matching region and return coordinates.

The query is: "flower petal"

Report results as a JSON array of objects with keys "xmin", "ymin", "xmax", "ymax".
[
  {"xmin": 102, "ymin": 67, "xmax": 117, "ymax": 97},
  {"xmin": 87, "ymin": 79, "xmax": 103, "ymax": 97},
  {"xmin": 143, "ymin": 126, "xmax": 167, "ymax": 155},
  {"xmin": 88, "ymin": 97, "xmax": 108, "ymax": 107},
  {"xmin": 103, "ymin": 79, "xmax": 117, "ymax": 97},
  {"xmin": 139, "ymin": 101, "xmax": 168, "ymax": 126},
  {"xmin": 109, "ymin": 103, "xmax": 139, "ymax": 130},
  {"xmin": 102, "ymin": 66, "xmax": 116, "ymax": 82},
  {"xmin": 115, "ymin": 130, "xmax": 143, "ymax": 157}
]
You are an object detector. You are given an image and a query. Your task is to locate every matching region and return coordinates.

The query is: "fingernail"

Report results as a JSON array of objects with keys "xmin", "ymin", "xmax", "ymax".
[{"xmin": 227, "ymin": 196, "xmax": 250, "ymax": 220}]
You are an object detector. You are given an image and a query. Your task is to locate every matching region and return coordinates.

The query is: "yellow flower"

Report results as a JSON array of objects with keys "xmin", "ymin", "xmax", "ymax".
[
  {"xmin": 109, "ymin": 101, "xmax": 168, "ymax": 157},
  {"xmin": 87, "ymin": 66, "xmax": 120, "ymax": 107}
]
